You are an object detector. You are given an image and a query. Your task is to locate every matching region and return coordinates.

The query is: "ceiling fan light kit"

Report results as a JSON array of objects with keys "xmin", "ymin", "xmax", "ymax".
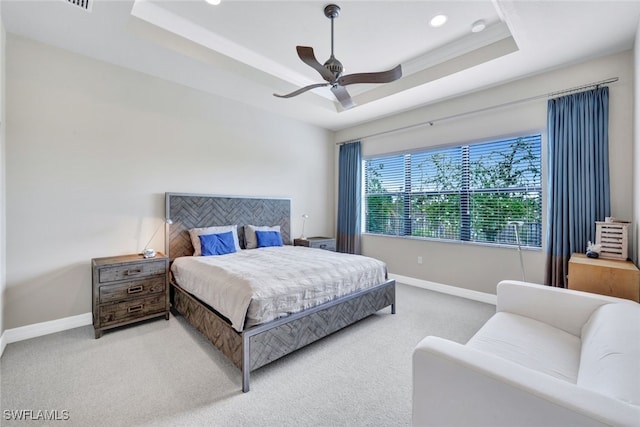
[{"xmin": 273, "ymin": 3, "xmax": 402, "ymax": 110}]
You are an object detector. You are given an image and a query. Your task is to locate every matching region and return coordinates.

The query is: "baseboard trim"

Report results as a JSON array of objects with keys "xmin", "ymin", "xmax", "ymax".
[
  {"xmin": 2, "ymin": 312, "xmax": 92, "ymax": 354},
  {"xmin": 390, "ymin": 274, "xmax": 497, "ymax": 305}
]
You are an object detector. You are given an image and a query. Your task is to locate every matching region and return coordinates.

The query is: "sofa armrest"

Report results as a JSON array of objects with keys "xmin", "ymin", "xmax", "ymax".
[
  {"xmin": 496, "ymin": 280, "xmax": 633, "ymax": 336},
  {"xmin": 413, "ymin": 336, "xmax": 640, "ymax": 427}
]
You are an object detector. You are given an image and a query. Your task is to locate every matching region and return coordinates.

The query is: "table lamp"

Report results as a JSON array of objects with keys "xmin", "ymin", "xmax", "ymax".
[
  {"xmin": 142, "ymin": 218, "xmax": 173, "ymax": 258},
  {"xmin": 300, "ymin": 214, "xmax": 309, "ymax": 240}
]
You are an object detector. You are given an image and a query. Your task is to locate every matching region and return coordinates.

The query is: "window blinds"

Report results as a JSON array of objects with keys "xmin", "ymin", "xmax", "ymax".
[{"xmin": 364, "ymin": 135, "xmax": 542, "ymax": 247}]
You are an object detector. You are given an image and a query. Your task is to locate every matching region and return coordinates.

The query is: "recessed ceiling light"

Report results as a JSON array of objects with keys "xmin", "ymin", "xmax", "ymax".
[
  {"xmin": 471, "ymin": 19, "xmax": 486, "ymax": 33},
  {"xmin": 430, "ymin": 14, "xmax": 447, "ymax": 28},
  {"xmin": 205, "ymin": 0, "xmax": 221, "ymax": 5}
]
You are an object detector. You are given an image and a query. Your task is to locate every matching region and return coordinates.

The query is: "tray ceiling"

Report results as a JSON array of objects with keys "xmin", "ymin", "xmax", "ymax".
[{"xmin": 2, "ymin": 1, "xmax": 639, "ymax": 130}]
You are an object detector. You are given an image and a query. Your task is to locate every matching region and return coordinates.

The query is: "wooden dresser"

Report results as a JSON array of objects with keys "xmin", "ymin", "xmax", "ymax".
[
  {"xmin": 567, "ymin": 253, "xmax": 640, "ymax": 302},
  {"xmin": 294, "ymin": 237, "xmax": 336, "ymax": 251},
  {"xmin": 92, "ymin": 253, "xmax": 169, "ymax": 338}
]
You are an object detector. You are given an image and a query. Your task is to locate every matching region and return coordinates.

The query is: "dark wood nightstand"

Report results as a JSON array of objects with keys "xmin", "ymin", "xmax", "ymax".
[
  {"xmin": 294, "ymin": 237, "xmax": 336, "ymax": 251},
  {"xmin": 92, "ymin": 253, "xmax": 169, "ymax": 338}
]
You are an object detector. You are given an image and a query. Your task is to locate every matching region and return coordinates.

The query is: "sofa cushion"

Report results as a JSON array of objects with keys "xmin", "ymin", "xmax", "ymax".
[
  {"xmin": 578, "ymin": 303, "xmax": 640, "ymax": 406},
  {"xmin": 467, "ymin": 312, "xmax": 581, "ymax": 383}
]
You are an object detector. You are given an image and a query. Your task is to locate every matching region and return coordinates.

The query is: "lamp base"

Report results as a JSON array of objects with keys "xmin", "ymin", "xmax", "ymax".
[{"xmin": 142, "ymin": 248, "xmax": 156, "ymax": 258}]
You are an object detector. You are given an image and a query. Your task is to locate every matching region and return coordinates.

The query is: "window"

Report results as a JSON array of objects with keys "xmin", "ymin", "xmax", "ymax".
[{"xmin": 364, "ymin": 135, "xmax": 542, "ymax": 247}]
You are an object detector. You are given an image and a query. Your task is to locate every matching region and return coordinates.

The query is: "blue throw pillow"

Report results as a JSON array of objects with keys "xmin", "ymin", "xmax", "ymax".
[
  {"xmin": 199, "ymin": 231, "xmax": 237, "ymax": 256},
  {"xmin": 255, "ymin": 230, "xmax": 283, "ymax": 248}
]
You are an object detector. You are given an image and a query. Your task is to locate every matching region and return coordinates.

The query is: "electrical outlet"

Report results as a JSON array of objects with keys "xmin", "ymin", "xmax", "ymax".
[{"xmin": 417, "ymin": 256, "xmax": 423, "ymax": 264}]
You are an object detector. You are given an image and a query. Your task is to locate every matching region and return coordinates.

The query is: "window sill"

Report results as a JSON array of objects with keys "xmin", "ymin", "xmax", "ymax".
[{"xmin": 362, "ymin": 233, "xmax": 542, "ymax": 252}]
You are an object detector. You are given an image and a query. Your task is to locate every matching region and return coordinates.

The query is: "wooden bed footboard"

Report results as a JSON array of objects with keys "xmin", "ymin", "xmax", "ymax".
[{"xmin": 171, "ymin": 279, "xmax": 396, "ymax": 392}]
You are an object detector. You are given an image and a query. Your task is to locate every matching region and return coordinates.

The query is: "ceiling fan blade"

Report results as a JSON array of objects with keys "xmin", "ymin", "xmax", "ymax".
[
  {"xmin": 296, "ymin": 46, "xmax": 335, "ymax": 82},
  {"xmin": 273, "ymin": 82, "xmax": 330, "ymax": 99},
  {"xmin": 338, "ymin": 64, "xmax": 402, "ymax": 87},
  {"xmin": 331, "ymin": 85, "xmax": 355, "ymax": 110}
]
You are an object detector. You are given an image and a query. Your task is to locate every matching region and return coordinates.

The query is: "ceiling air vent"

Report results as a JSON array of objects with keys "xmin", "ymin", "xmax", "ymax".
[{"xmin": 65, "ymin": 0, "xmax": 93, "ymax": 12}]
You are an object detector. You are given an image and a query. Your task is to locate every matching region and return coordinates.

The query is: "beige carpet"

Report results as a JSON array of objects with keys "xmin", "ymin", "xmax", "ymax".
[{"xmin": 0, "ymin": 284, "xmax": 495, "ymax": 427}]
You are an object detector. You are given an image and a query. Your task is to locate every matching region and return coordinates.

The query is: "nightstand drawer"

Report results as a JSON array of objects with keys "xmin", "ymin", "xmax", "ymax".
[
  {"xmin": 294, "ymin": 237, "xmax": 336, "ymax": 251},
  {"xmin": 99, "ymin": 294, "xmax": 166, "ymax": 327},
  {"xmin": 311, "ymin": 240, "xmax": 335, "ymax": 251},
  {"xmin": 98, "ymin": 260, "xmax": 166, "ymax": 284},
  {"xmin": 99, "ymin": 277, "xmax": 166, "ymax": 304}
]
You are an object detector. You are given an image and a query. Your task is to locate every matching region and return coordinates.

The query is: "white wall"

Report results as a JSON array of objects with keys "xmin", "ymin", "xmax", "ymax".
[
  {"xmin": 0, "ymin": 10, "xmax": 6, "ymax": 341},
  {"xmin": 4, "ymin": 35, "xmax": 335, "ymax": 329},
  {"xmin": 336, "ymin": 50, "xmax": 635, "ymax": 294},
  {"xmin": 632, "ymin": 22, "xmax": 640, "ymax": 266},
  {"xmin": 634, "ymin": 19, "xmax": 640, "ymax": 267}
]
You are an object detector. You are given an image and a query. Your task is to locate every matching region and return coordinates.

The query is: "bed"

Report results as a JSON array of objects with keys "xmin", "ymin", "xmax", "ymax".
[{"xmin": 165, "ymin": 192, "xmax": 396, "ymax": 392}]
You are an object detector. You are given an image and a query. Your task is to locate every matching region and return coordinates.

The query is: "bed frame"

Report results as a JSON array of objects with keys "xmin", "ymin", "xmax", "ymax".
[{"xmin": 165, "ymin": 192, "xmax": 396, "ymax": 392}]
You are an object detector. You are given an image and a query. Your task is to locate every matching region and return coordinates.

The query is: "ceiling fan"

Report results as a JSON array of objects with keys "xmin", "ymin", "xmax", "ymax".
[{"xmin": 274, "ymin": 4, "xmax": 402, "ymax": 110}]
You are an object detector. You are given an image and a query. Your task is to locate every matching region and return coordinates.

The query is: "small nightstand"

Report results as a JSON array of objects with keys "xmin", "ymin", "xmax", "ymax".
[
  {"xmin": 92, "ymin": 253, "xmax": 169, "ymax": 338},
  {"xmin": 568, "ymin": 253, "xmax": 640, "ymax": 302},
  {"xmin": 294, "ymin": 237, "xmax": 336, "ymax": 251}
]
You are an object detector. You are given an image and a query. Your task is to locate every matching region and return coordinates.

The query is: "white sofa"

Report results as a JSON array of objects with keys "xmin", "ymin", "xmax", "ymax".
[{"xmin": 412, "ymin": 280, "xmax": 640, "ymax": 427}]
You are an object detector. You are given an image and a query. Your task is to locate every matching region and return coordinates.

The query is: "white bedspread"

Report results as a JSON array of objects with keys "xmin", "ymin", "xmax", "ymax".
[{"xmin": 171, "ymin": 246, "xmax": 387, "ymax": 332}]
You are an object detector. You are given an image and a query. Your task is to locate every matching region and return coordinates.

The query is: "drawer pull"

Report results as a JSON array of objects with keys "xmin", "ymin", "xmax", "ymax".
[
  {"xmin": 128, "ymin": 304, "xmax": 143, "ymax": 313},
  {"xmin": 125, "ymin": 268, "xmax": 142, "ymax": 276},
  {"xmin": 319, "ymin": 244, "xmax": 327, "ymax": 249},
  {"xmin": 127, "ymin": 285, "xmax": 144, "ymax": 294}
]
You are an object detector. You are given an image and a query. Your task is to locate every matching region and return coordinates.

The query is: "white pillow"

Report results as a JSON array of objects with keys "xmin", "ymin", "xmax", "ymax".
[
  {"xmin": 244, "ymin": 225, "xmax": 280, "ymax": 249},
  {"xmin": 189, "ymin": 225, "xmax": 240, "ymax": 256}
]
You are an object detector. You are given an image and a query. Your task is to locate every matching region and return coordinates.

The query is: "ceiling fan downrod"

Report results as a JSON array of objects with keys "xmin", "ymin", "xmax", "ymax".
[{"xmin": 323, "ymin": 4, "xmax": 343, "ymax": 81}]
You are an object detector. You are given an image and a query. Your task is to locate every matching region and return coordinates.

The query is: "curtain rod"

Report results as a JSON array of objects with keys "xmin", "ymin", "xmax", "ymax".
[{"xmin": 336, "ymin": 77, "xmax": 619, "ymax": 145}]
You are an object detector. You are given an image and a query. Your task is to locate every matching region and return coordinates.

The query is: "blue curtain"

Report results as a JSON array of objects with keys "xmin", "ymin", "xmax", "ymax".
[
  {"xmin": 337, "ymin": 141, "xmax": 362, "ymax": 254},
  {"xmin": 545, "ymin": 87, "xmax": 610, "ymax": 287}
]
